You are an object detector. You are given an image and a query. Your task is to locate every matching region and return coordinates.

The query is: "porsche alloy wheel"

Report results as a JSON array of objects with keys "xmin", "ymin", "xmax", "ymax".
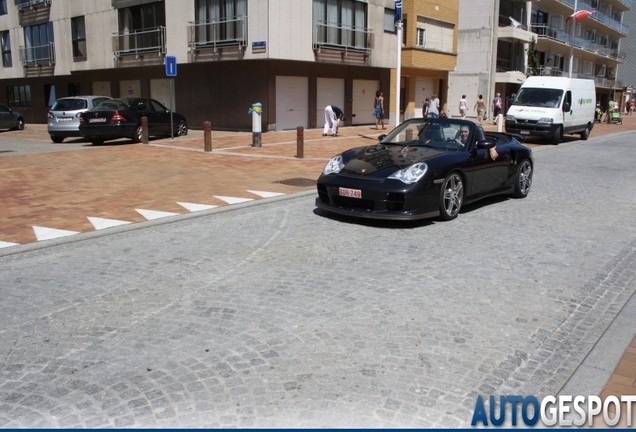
[
  {"xmin": 513, "ymin": 159, "xmax": 533, "ymax": 198},
  {"xmin": 439, "ymin": 172, "xmax": 463, "ymax": 221}
]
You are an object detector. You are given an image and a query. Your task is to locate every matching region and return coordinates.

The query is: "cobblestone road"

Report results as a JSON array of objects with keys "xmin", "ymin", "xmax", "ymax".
[{"xmin": 0, "ymin": 131, "xmax": 635, "ymax": 427}]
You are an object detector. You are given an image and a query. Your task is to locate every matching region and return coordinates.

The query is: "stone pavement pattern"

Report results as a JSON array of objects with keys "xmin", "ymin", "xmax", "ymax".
[{"xmin": 0, "ymin": 117, "xmax": 635, "ymax": 427}]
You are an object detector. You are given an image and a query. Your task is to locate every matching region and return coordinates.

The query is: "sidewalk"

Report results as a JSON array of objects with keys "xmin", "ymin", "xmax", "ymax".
[{"xmin": 1, "ymin": 113, "xmax": 635, "ymax": 414}]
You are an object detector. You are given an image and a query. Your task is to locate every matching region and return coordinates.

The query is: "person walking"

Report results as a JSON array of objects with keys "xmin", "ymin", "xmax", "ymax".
[
  {"xmin": 323, "ymin": 105, "xmax": 345, "ymax": 136},
  {"xmin": 458, "ymin": 95, "xmax": 468, "ymax": 119},
  {"xmin": 474, "ymin": 95, "xmax": 486, "ymax": 125},
  {"xmin": 507, "ymin": 93, "xmax": 517, "ymax": 112},
  {"xmin": 492, "ymin": 92, "xmax": 503, "ymax": 125},
  {"xmin": 428, "ymin": 94, "xmax": 440, "ymax": 118},
  {"xmin": 422, "ymin": 97, "xmax": 430, "ymax": 118},
  {"xmin": 373, "ymin": 91, "xmax": 385, "ymax": 130}
]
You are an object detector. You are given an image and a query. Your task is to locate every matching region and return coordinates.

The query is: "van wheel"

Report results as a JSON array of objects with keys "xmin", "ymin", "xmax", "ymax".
[
  {"xmin": 551, "ymin": 126, "xmax": 562, "ymax": 145},
  {"xmin": 580, "ymin": 125, "xmax": 590, "ymax": 141}
]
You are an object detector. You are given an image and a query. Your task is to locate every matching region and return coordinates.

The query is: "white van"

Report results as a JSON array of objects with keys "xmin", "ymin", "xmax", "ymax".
[{"xmin": 505, "ymin": 77, "xmax": 596, "ymax": 144}]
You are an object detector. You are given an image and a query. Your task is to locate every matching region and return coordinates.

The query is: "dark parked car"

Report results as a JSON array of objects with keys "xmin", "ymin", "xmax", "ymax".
[
  {"xmin": 0, "ymin": 104, "xmax": 25, "ymax": 131},
  {"xmin": 48, "ymin": 95, "xmax": 112, "ymax": 143},
  {"xmin": 79, "ymin": 97, "xmax": 187, "ymax": 145},
  {"xmin": 315, "ymin": 118, "xmax": 533, "ymax": 221}
]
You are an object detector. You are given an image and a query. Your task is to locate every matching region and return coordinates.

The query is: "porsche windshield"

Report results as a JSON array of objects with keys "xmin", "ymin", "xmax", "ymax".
[
  {"xmin": 514, "ymin": 88, "xmax": 564, "ymax": 108},
  {"xmin": 380, "ymin": 119, "xmax": 472, "ymax": 150}
]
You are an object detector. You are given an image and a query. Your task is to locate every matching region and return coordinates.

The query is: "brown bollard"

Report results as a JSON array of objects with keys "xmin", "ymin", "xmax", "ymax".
[
  {"xmin": 204, "ymin": 121, "xmax": 212, "ymax": 152},
  {"xmin": 296, "ymin": 126, "xmax": 304, "ymax": 159},
  {"xmin": 141, "ymin": 116, "xmax": 149, "ymax": 144}
]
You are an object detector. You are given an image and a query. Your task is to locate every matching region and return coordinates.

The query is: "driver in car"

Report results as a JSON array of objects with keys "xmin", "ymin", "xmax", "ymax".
[{"xmin": 457, "ymin": 124, "xmax": 499, "ymax": 160}]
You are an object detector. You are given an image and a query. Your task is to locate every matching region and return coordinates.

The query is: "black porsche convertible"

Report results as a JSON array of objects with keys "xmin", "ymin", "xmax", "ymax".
[{"xmin": 315, "ymin": 118, "xmax": 533, "ymax": 221}]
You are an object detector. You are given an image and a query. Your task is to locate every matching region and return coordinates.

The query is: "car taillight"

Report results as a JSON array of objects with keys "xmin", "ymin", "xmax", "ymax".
[
  {"xmin": 47, "ymin": 111, "xmax": 53, "ymax": 119},
  {"xmin": 79, "ymin": 115, "xmax": 85, "ymax": 124},
  {"xmin": 75, "ymin": 112, "xmax": 83, "ymax": 118},
  {"xmin": 111, "ymin": 111, "xmax": 126, "ymax": 122}
]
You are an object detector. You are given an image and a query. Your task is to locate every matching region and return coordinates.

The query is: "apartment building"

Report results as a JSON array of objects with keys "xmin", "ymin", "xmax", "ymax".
[
  {"xmin": 395, "ymin": 0, "xmax": 459, "ymax": 119},
  {"xmin": 448, "ymin": 0, "xmax": 630, "ymax": 119},
  {"xmin": 0, "ymin": 0, "xmax": 403, "ymax": 131}
]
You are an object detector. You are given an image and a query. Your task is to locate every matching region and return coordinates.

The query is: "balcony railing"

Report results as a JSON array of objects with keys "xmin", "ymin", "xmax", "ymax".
[
  {"xmin": 526, "ymin": 66, "xmax": 621, "ymax": 87},
  {"xmin": 19, "ymin": 41, "xmax": 55, "ymax": 66},
  {"xmin": 531, "ymin": 24, "xmax": 624, "ymax": 61},
  {"xmin": 188, "ymin": 15, "xmax": 247, "ymax": 51},
  {"xmin": 313, "ymin": 20, "xmax": 373, "ymax": 55},
  {"xmin": 14, "ymin": 0, "xmax": 50, "ymax": 11},
  {"xmin": 112, "ymin": 26, "xmax": 166, "ymax": 58},
  {"xmin": 555, "ymin": 0, "xmax": 629, "ymax": 34}
]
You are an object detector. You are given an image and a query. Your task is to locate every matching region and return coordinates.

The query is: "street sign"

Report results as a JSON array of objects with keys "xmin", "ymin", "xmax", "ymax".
[{"xmin": 165, "ymin": 56, "xmax": 177, "ymax": 77}]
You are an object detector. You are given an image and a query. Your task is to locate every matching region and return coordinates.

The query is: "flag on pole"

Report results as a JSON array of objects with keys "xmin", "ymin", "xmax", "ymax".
[
  {"xmin": 566, "ymin": 10, "xmax": 594, "ymax": 22},
  {"xmin": 395, "ymin": 0, "xmax": 402, "ymax": 23}
]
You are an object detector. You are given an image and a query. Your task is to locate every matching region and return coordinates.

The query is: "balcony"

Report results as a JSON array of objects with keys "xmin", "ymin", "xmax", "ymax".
[
  {"xmin": 531, "ymin": 24, "xmax": 624, "ymax": 61},
  {"xmin": 112, "ymin": 26, "xmax": 166, "ymax": 58},
  {"xmin": 188, "ymin": 15, "xmax": 247, "ymax": 52},
  {"xmin": 525, "ymin": 66, "xmax": 621, "ymax": 88},
  {"xmin": 14, "ymin": 0, "xmax": 50, "ymax": 11},
  {"xmin": 313, "ymin": 20, "xmax": 373, "ymax": 56},
  {"xmin": 555, "ymin": 0, "xmax": 629, "ymax": 35},
  {"xmin": 19, "ymin": 41, "xmax": 55, "ymax": 66}
]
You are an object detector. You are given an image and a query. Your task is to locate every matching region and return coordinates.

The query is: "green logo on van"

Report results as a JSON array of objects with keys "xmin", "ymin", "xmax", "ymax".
[{"xmin": 578, "ymin": 98, "xmax": 593, "ymax": 105}]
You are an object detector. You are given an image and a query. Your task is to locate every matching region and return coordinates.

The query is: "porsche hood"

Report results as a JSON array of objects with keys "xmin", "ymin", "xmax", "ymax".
[{"xmin": 338, "ymin": 144, "xmax": 445, "ymax": 177}]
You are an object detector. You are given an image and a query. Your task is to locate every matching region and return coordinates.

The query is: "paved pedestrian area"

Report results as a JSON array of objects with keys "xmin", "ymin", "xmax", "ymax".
[{"xmin": 0, "ymin": 115, "xmax": 635, "ymax": 427}]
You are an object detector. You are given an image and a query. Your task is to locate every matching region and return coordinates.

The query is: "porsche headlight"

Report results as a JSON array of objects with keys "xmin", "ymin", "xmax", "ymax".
[
  {"xmin": 323, "ymin": 155, "xmax": 344, "ymax": 175},
  {"xmin": 388, "ymin": 162, "xmax": 428, "ymax": 184},
  {"xmin": 538, "ymin": 117, "xmax": 553, "ymax": 124}
]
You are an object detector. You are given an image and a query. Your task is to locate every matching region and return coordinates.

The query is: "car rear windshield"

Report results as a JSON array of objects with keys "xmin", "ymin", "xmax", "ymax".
[
  {"xmin": 51, "ymin": 99, "xmax": 87, "ymax": 111},
  {"xmin": 92, "ymin": 100, "xmax": 130, "ymax": 111}
]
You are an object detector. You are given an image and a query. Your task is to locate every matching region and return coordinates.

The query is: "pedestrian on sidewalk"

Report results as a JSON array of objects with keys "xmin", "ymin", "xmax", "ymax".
[
  {"xmin": 373, "ymin": 91, "xmax": 386, "ymax": 130},
  {"xmin": 422, "ymin": 97, "xmax": 430, "ymax": 118},
  {"xmin": 492, "ymin": 93, "xmax": 503, "ymax": 125},
  {"xmin": 458, "ymin": 95, "xmax": 468, "ymax": 119},
  {"xmin": 323, "ymin": 105, "xmax": 345, "ymax": 136},
  {"xmin": 428, "ymin": 94, "xmax": 440, "ymax": 118},
  {"xmin": 474, "ymin": 95, "xmax": 486, "ymax": 125}
]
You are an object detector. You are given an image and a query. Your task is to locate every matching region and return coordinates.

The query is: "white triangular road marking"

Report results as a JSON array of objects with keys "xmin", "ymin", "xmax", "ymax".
[
  {"xmin": 88, "ymin": 216, "xmax": 132, "ymax": 230},
  {"xmin": 135, "ymin": 209, "xmax": 179, "ymax": 220},
  {"xmin": 33, "ymin": 226, "xmax": 80, "ymax": 241},
  {"xmin": 177, "ymin": 202, "xmax": 218, "ymax": 212},
  {"xmin": 213, "ymin": 195, "xmax": 254, "ymax": 205},
  {"xmin": 0, "ymin": 240, "xmax": 19, "ymax": 248},
  {"xmin": 247, "ymin": 190, "xmax": 286, "ymax": 198}
]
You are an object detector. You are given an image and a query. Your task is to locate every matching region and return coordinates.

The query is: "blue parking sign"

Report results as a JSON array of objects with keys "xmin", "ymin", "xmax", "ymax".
[{"xmin": 165, "ymin": 56, "xmax": 177, "ymax": 77}]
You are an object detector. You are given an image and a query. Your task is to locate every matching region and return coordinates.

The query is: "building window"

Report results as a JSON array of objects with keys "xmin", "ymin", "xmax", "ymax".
[
  {"xmin": 0, "ymin": 0, "xmax": 7, "ymax": 15},
  {"xmin": 68, "ymin": 83, "xmax": 81, "ymax": 96},
  {"xmin": 7, "ymin": 85, "xmax": 31, "ymax": 107},
  {"xmin": 44, "ymin": 84, "xmax": 56, "ymax": 107},
  {"xmin": 193, "ymin": 0, "xmax": 247, "ymax": 47},
  {"xmin": 384, "ymin": 8, "xmax": 396, "ymax": 33},
  {"xmin": 1, "ymin": 31, "xmax": 11, "ymax": 67},
  {"xmin": 72, "ymin": 16, "xmax": 87, "ymax": 60},
  {"xmin": 313, "ymin": 0, "xmax": 369, "ymax": 50},
  {"xmin": 22, "ymin": 23, "xmax": 55, "ymax": 65},
  {"xmin": 416, "ymin": 16, "xmax": 454, "ymax": 53},
  {"xmin": 416, "ymin": 27, "xmax": 425, "ymax": 47},
  {"xmin": 115, "ymin": 1, "xmax": 166, "ymax": 56}
]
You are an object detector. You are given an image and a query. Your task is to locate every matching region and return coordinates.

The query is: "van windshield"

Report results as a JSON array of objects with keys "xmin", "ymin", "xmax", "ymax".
[{"xmin": 514, "ymin": 88, "xmax": 564, "ymax": 108}]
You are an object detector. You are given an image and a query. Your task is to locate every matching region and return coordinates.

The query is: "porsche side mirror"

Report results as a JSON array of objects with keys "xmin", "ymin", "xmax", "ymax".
[
  {"xmin": 378, "ymin": 134, "xmax": 387, "ymax": 141},
  {"xmin": 476, "ymin": 139, "xmax": 496, "ymax": 149}
]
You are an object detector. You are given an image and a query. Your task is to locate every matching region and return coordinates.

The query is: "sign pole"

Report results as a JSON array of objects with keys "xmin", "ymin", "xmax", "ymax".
[
  {"xmin": 165, "ymin": 55, "xmax": 177, "ymax": 139},
  {"xmin": 170, "ymin": 78, "xmax": 174, "ymax": 139}
]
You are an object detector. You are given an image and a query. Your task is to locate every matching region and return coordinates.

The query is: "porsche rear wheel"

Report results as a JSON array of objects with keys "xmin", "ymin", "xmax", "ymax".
[
  {"xmin": 439, "ymin": 172, "xmax": 463, "ymax": 221},
  {"xmin": 512, "ymin": 159, "xmax": 533, "ymax": 198}
]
